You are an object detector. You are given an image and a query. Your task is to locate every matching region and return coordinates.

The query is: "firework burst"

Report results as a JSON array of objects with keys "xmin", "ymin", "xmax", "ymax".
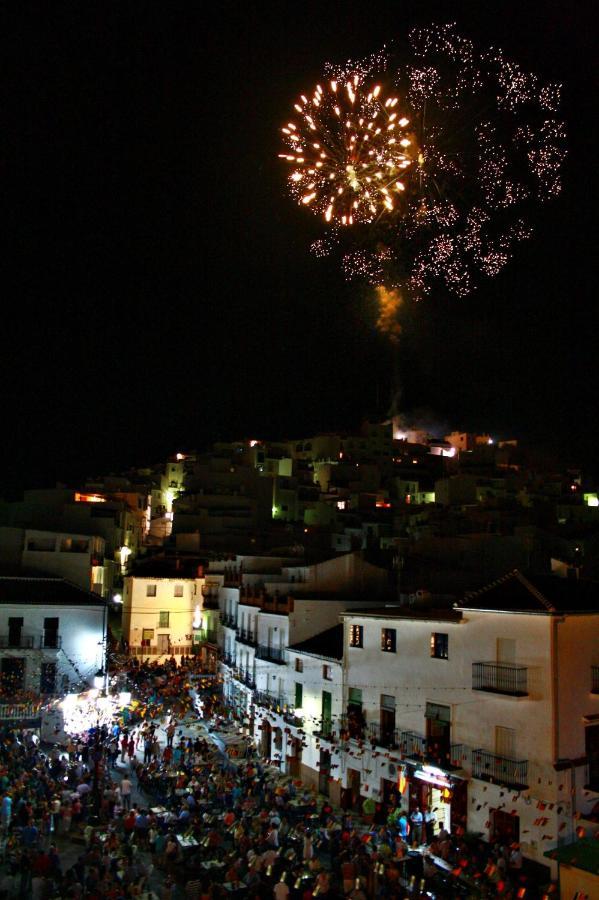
[
  {"xmin": 279, "ymin": 24, "xmax": 567, "ymax": 304},
  {"xmin": 279, "ymin": 76, "xmax": 417, "ymax": 225}
]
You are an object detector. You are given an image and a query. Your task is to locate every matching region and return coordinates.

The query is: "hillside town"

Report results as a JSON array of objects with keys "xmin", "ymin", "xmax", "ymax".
[{"xmin": 0, "ymin": 420, "xmax": 598, "ymax": 898}]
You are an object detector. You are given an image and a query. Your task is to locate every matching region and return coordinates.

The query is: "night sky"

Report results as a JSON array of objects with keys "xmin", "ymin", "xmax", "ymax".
[{"xmin": 1, "ymin": 1, "xmax": 596, "ymax": 494}]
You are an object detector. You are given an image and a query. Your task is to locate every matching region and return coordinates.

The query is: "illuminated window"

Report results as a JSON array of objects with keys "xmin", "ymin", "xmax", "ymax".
[
  {"xmin": 381, "ymin": 628, "xmax": 396, "ymax": 653},
  {"xmin": 349, "ymin": 625, "xmax": 363, "ymax": 648},
  {"xmin": 430, "ymin": 633, "xmax": 449, "ymax": 660},
  {"xmin": 146, "ymin": 584, "xmax": 157, "ymax": 597},
  {"xmin": 142, "ymin": 629, "xmax": 154, "ymax": 646},
  {"xmin": 158, "ymin": 611, "xmax": 170, "ymax": 628},
  {"xmin": 173, "ymin": 584, "xmax": 184, "ymax": 597},
  {"xmin": 295, "ymin": 659, "xmax": 303, "ymax": 673}
]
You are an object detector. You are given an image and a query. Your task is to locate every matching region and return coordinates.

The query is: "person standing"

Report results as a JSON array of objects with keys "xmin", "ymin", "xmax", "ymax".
[
  {"xmin": 1, "ymin": 792, "xmax": 12, "ymax": 832},
  {"xmin": 424, "ymin": 806, "xmax": 436, "ymax": 844},
  {"xmin": 120, "ymin": 776, "xmax": 132, "ymax": 811},
  {"xmin": 410, "ymin": 806, "xmax": 423, "ymax": 846},
  {"xmin": 166, "ymin": 720, "xmax": 176, "ymax": 748}
]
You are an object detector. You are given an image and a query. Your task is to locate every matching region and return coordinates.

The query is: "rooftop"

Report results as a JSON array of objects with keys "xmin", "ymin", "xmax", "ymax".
[
  {"xmin": 0, "ymin": 575, "xmax": 108, "ymax": 607},
  {"xmin": 288, "ymin": 625, "xmax": 344, "ymax": 660},
  {"xmin": 461, "ymin": 569, "xmax": 599, "ymax": 614},
  {"xmin": 339, "ymin": 606, "xmax": 463, "ymax": 623}
]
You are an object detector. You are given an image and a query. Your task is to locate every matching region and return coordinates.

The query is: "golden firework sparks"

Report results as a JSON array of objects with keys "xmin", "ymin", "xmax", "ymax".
[{"xmin": 279, "ymin": 77, "xmax": 416, "ymax": 225}]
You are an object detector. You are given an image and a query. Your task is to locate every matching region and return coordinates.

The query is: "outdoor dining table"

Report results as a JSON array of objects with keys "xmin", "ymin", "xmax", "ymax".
[{"xmin": 176, "ymin": 834, "xmax": 200, "ymax": 849}]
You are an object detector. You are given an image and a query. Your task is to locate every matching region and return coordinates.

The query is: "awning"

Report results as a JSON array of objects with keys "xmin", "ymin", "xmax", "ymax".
[{"xmin": 544, "ymin": 839, "xmax": 599, "ymax": 875}]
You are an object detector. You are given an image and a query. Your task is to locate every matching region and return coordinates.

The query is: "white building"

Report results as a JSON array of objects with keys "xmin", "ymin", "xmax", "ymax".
[
  {"xmin": 337, "ymin": 570, "xmax": 599, "ymax": 878},
  {"xmin": 122, "ymin": 572, "xmax": 208, "ymax": 659},
  {"xmin": 0, "ymin": 526, "xmax": 116, "ymax": 598},
  {"xmin": 0, "ymin": 576, "xmax": 107, "ymax": 695}
]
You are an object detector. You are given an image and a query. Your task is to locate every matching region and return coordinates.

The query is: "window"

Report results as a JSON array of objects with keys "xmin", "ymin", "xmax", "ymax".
[
  {"xmin": 381, "ymin": 628, "xmax": 396, "ymax": 653},
  {"xmin": 295, "ymin": 682, "xmax": 303, "ymax": 709},
  {"xmin": 349, "ymin": 624, "xmax": 363, "ymax": 648},
  {"xmin": 295, "ymin": 659, "xmax": 303, "ymax": 673},
  {"xmin": 495, "ymin": 726, "xmax": 516, "ymax": 758},
  {"xmin": 142, "ymin": 629, "xmax": 154, "ymax": 646},
  {"xmin": 173, "ymin": 584, "xmax": 184, "ymax": 597},
  {"xmin": 146, "ymin": 584, "xmax": 157, "ymax": 597},
  {"xmin": 323, "ymin": 664, "xmax": 332, "ymax": 681},
  {"xmin": 158, "ymin": 611, "xmax": 170, "ymax": 628},
  {"xmin": 430, "ymin": 632, "xmax": 449, "ymax": 660}
]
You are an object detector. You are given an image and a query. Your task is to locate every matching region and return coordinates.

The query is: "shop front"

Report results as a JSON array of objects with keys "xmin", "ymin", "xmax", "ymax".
[{"xmin": 406, "ymin": 762, "xmax": 468, "ymax": 839}]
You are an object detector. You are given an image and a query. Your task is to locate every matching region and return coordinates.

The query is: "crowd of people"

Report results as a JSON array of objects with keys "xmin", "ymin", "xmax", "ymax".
[{"xmin": 0, "ymin": 655, "xmax": 558, "ymax": 899}]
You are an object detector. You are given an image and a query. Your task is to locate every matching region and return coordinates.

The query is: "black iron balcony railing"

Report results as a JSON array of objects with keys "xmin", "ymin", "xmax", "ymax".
[
  {"xmin": 221, "ymin": 651, "xmax": 235, "ymax": 667},
  {"xmin": 237, "ymin": 629, "xmax": 257, "ymax": 647},
  {"xmin": 592, "ymin": 665, "xmax": 599, "ymax": 694},
  {"xmin": 396, "ymin": 731, "xmax": 469, "ymax": 770},
  {"xmin": 233, "ymin": 668, "xmax": 256, "ymax": 689},
  {"xmin": 283, "ymin": 708, "xmax": 304, "ymax": 728},
  {"xmin": 368, "ymin": 722, "xmax": 400, "ymax": 749},
  {"xmin": 473, "ymin": 662, "xmax": 528, "ymax": 697},
  {"xmin": 253, "ymin": 690, "xmax": 280, "ymax": 710},
  {"xmin": 256, "ymin": 645, "xmax": 286, "ymax": 664},
  {"xmin": 0, "ymin": 635, "xmax": 62, "ymax": 650},
  {"xmin": 472, "ymin": 749, "xmax": 528, "ymax": 789},
  {"xmin": 221, "ymin": 614, "xmax": 237, "ymax": 629},
  {"xmin": 41, "ymin": 634, "xmax": 62, "ymax": 649},
  {"xmin": 202, "ymin": 597, "xmax": 220, "ymax": 611},
  {"xmin": 196, "ymin": 629, "xmax": 217, "ymax": 644},
  {"xmin": 0, "ymin": 635, "xmax": 34, "ymax": 649}
]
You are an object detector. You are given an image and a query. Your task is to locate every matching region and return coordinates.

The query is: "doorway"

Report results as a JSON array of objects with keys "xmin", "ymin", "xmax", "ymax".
[
  {"xmin": 260, "ymin": 720, "xmax": 272, "ymax": 759},
  {"xmin": 348, "ymin": 768, "xmax": 361, "ymax": 809},
  {"xmin": 318, "ymin": 749, "xmax": 331, "ymax": 796},
  {"xmin": 157, "ymin": 633, "xmax": 170, "ymax": 654},
  {"xmin": 8, "ymin": 618, "xmax": 23, "ymax": 648},
  {"xmin": 287, "ymin": 737, "xmax": 302, "ymax": 778},
  {"xmin": 43, "ymin": 618, "xmax": 59, "ymax": 649},
  {"xmin": 492, "ymin": 808, "xmax": 520, "ymax": 845}
]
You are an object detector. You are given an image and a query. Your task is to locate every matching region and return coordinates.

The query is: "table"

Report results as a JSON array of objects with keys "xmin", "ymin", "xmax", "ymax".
[{"xmin": 176, "ymin": 834, "xmax": 199, "ymax": 849}]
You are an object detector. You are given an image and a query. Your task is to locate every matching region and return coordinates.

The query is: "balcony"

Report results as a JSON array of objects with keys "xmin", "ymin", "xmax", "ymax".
[
  {"xmin": 237, "ymin": 629, "xmax": 257, "ymax": 647},
  {"xmin": 221, "ymin": 614, "xmax": 237, "ymax": 629},
  {"xmin": 255, "ymin": 645, "xmax": 286, "ymax": 664},
  {"xmin": 472, "ymin": 749, "xmax": 528, "ymax": 789},
  {"xmin": 283, "ymin": 708, "xmax": 304, "ymax": 728},
  {"xmin": 253, "ymin": 690, "xmax": 280, "ymax": 710},
  {"xmin": 202, "ymin": 596, "xmax": 220, "ymax": 611},
  {"xmin": 233, "ymin": 668, "xmax": 256, "ymax": 690},
  {"xmin": 220, "ymin": 651, "xmax": 235, "ymax": 667},
  {"xmin": 0, "ymin": 635, "xmax": 62, "ymax": 650},
  {"xmin": 41, "ymin": 634, "xmax": 62, "ymax": 649},
  {"xmin": 592, "ymin": 666, "xmax": 599, "ymax": 694},
  {"xmin": 0, "ymin": 702, "xmax": 41, "ymax": 722},
  {"xmin": 397, "ymin": 731, "xmax": 470, "ymax": 770},
  {"xmin": 262, "ymin": 597, "xmax": 291, "ymax": 615},
  {"xmin": 0, "ymin": 635, "xmax": 34, "ymax": 649},
  {"xmin": 472, "ymin": 662, "xmax": 528, "ymax": 697},
  {"xmin": 368, "ymin": 722, "xmax": 399, "ymax": 750}
]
